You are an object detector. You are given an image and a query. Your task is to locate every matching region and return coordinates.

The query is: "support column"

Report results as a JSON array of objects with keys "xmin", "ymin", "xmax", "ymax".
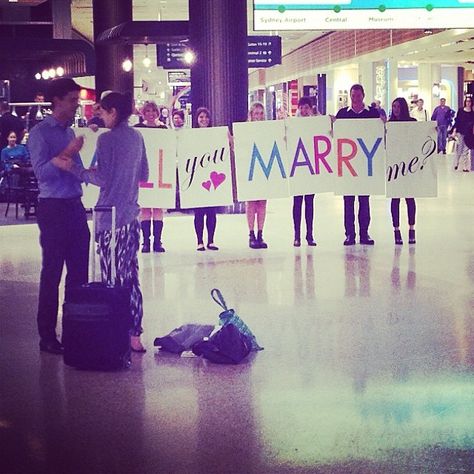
[
  {"xmin": 52, "ymin": 0, "xmax": 72, "ymax": 39},
  {"xmin": 387, "ymin": 57, "xmax": 398, "ymax": 109},
  {"xmin": 93, "ymin": 0, "xmax": 133, "ymax": 97},
  {"xmin": 358, "ymin": 61, "xmax": 374, "ymax": 105},
  {"xmin": 189, "ymin": 0, "xmax": 248, "ymax": 128}
]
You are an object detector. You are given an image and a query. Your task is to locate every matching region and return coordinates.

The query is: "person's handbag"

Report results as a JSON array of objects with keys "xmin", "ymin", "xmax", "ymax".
[
  {"xmin": 210, "ymin": 288, "xmax": 263, "ymax": 351},
  {"xmin": 154, "ymin": 324, "xmax": 215, "ymax": 354},
  {"xmin": 192, "ymin": 323, "xmax": 252, "ymax": 364}
]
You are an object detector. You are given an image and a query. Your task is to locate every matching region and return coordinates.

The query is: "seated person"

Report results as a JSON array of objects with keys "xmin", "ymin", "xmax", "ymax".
[{"xmin": 1, "ymin": 130, "xmax": 30, "ymax": 172}]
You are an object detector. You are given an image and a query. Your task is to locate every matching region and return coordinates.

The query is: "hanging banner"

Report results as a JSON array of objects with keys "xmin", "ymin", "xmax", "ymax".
[
  {"xmin": 233, "ymin": 120, "xmax": 289, "ymax": 201},
  {"xmin": 176, "ymin": 127, "xmax": 233, "ymax": 209},
  {"xmin": 385, "ymin": 121, "xmax": 438, "ymax": 198},
  {"xmin": 285, "ymin": 116, "xmax": 335, "ymax": 195},
  {"xmin": 138, "ymin": 128, "xmax": 177, "ymax": 209},
  {"xmin": 332, "ymin": 118, "xmax": 386, "ymax": 196},
  {"xmin": 78, "ymin": 128, "xmax": 106, "ymax": 209}
]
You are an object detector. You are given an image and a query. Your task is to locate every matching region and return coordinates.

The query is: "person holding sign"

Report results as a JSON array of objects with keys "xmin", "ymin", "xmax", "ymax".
[
  {"xmin": 293, "ymin": 96, "xmax": 318, "ymax": 247},
  {"xmin": 52, "ymin": 91, "xmax": 149, "ymax": 352},
  {"xmin": 134, "ymin": 101, "xmax": 167, "ymax": 253},
  {"xmin": 388, "ymin": 97, "xmax": 417, "ymax": 245},
  {"xmin": 246, "ymin": 102, "xmax": 269, "ymax": 249},
  {"xmin": 192, "ymin": 107, "xmax": 219, "ymax": 251},
  {"xmin": 452, "ymin": 97, "xmax": 474, "ymax": 173},
  {"xmin": 335, "ymin": 84, "xmax": 379, "ymax": 246}
]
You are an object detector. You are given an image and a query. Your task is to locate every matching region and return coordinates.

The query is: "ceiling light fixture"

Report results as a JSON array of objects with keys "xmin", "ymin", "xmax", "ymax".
[
  {"xmin": 122, "ymin": 59, "xmax": 133, "ymax": 72},
  {"xmin": 142, "ymin": 44, "xmax": 151, "ymax": 68}
]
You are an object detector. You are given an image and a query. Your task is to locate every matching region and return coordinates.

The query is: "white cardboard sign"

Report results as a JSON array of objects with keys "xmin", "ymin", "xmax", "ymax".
[{"xmin": 385, "ymin": 121, "xmax": 438, "ymax": 198}]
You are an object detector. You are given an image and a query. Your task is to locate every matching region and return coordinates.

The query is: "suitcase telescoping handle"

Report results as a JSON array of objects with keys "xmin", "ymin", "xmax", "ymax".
[{"xmin": 90, "ymin": 206, "xmax": 116, "ymax": 286}]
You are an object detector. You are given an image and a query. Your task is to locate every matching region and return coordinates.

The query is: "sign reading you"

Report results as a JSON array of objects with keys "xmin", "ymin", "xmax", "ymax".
[{"xmin": 157, "ymin": 36, "xmax": 282, "ymax": 69}]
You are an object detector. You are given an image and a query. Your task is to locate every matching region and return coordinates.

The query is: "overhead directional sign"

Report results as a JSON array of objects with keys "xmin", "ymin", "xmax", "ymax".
[
  {"xmin": 248, "ymin": 36, "xmax": 282, "ymax": 67},
  {"xmin": 157, "ymin": 36, "xmax": 282, "ymax": 69},
  {"xmin": 253, "ymin": 0, "xmax": 474, "ymax": 29}
]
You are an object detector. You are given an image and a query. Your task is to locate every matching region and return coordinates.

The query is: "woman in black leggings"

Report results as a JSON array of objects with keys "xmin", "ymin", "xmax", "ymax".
[
  {"xmin": 293, "ymin": 96, "xmax": 318, "ymax": 246},
  {"xmin": 193, "ymin": 107, "xmax": 218, "ymax": 251},
  {"xmin": 389, "ymin": 97, "xmax": 417, "ymax": 245}
]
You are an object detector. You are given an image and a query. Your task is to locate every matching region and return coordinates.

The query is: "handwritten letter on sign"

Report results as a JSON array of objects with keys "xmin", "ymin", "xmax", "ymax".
[
  {"xmin": 138, "ymin": 128, "xmax": 177, "ymax": 209},
  {"xmin": 285, "ymin": 116, "xmax": 335, "ymax": 195},
  {"xmin": 177, "ymin": 127, "xmax": 233, "ymax": 209},
  {"xmin": 333, "ymin": 118, "xmax": 386, "ymax": 196},
  {"xmin": 233, "ymin": 120, "xmax": 289, "ymax": 201},
  {"xmin": 385, "ymin": 121, "xmax": 438, "ymax": 198}
]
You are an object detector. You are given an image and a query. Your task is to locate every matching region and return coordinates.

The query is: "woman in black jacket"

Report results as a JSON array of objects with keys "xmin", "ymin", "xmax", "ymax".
[{"xmin": 452, "ymin": 97, "xmax": 474, "ymax": 172}]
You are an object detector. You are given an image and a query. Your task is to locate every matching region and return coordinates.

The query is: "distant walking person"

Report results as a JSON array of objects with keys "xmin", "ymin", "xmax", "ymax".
[
  {"xmin": 452, "ymin": 97, "xmax": 474, "ymax": 172},
  {"xmin": 335, "ymin": 84, "xmax": 380, "ymax": 246},
  {"xmin": 410, "ymin": 98, "xmax": 429, "ymax": 122},
  {"xmin": 388, "ymin": 97, "xmax": 417, "ymax": 245},
  {"xmin": 431, "ymin": 98, "xmax": 452, "ymax": 154},
  {"xmin": 28, "ymin": 78, "xmax": 90, "ymax": 355}
]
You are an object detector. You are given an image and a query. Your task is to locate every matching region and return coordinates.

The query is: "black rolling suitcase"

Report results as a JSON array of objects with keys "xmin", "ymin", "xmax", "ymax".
[{"xmin": 62, "ymin": 206, "xmax": 133, "ymax": 370}]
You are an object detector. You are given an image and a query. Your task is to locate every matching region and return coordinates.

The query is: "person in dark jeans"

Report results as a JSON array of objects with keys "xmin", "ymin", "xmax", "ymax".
[
  {"xmin": 388, "ymin": 97, "xmax": 417, "ymax": 245},
  {"xmin": 28, "ymin": 78, "xmax": 90, "ymax": 354},
  {"xmin": 293, "ymin": 96, "xmax": 318, "ymax": 247},
  {"xmin": 193, "ymin": 107, "xmax": 219, "ymax": 251},
  {"xmin": 335, "ymin": 84, "xmax": 380, "ymax": 246},
  {"xmin": 431, "ymin": 98, "xmax": 452, "ymax": 154}
]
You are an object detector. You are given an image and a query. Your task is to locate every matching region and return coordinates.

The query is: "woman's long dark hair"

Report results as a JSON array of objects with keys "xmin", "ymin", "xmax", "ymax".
[
  {"xmin": 389, "ymin": 97, "xmax": 411, "ymax": 121},
  {"xmin": 100, "ymin": 92, "xmax": 132, "ymax": 126},
  {"xmin": 193, "ymin": 106, "xmax": 212, "ymax": 128}
]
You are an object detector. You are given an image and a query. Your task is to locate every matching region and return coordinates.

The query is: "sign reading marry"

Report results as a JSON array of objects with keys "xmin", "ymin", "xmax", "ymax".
[
  {"xmin": 138, "ymin": 128, "xmax": 177, "ymax": 209},
  {"xmin": 233, "ymin": 120, "xmax": 289, "ymax": 201},
  {"xmin": 78, "ymin": 128, "xmax": 106, "ymax": 209},
  {"xmin": 176, "ymin": 127, "xmax": 233, "ymax": 209},
  {"xmin": 332, "ymin": 118, "xmax": 386, "ymax": 196},
  {"xmin": 285, "ymin": 116, "xmax": 334, "ymax": 195},
  {"xmin": 385, "ymin": 121, "xmax": 438, "ymax": 198}
]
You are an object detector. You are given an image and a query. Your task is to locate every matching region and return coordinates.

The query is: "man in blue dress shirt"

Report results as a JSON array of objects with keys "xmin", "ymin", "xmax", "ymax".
[
  {"xmin": 28, "ymin": 78, "xmax": 90, "ymax": 355},
  {"xmin": 335, "ymin": 84, "xmax": 380, "ymax": 246}
]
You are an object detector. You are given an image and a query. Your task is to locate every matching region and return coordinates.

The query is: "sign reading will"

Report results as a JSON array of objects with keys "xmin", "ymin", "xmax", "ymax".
[
  {"xmin": 253, "ymin": 0, "xmax": 474, "ymax": 29},
  {"xmin": 157, "ymin": 36, "xmax": 282, "ymax": 69}
]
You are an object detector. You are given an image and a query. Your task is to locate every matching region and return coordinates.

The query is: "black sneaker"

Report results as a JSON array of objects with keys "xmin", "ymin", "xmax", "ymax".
[
  {"xmin": 153, "ymin": 242, "xmax": 166, "ymax": 253},
  {"xmin": 249, "ymin": 231, "xmax": 258, "ymax": 249},
  {"xmin": 256, "ymin": 231, "xmax": 268, "ymax": 249},
  {"xmin": 40, "ymin": 339, "xmax": 64, "ymax": 355},
  {"xmin": 360, "ymin": 235, "xmax": 375, "ymax": 245},
  {"xmin": 343, "ymin": 235, "xmax": 356, "ymax": 246}
]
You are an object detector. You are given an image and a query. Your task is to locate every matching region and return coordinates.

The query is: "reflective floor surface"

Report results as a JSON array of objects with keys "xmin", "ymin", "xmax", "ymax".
[{"xmin": 1, "ymin": 157, "xmax": 473, "ymax": 474}]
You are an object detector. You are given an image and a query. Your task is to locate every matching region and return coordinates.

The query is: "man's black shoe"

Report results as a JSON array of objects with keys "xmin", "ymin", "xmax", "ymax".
[
  {"xmin": 343, "ymin": 236, "xmax": 356, "ymax": 246},
  {"xmin": 360, "ymin": 235, "xmax": 375, "ymax": 245},
  {"xmin": 40, "ymin": 339, "xmax": 64, "ymax": 355}
]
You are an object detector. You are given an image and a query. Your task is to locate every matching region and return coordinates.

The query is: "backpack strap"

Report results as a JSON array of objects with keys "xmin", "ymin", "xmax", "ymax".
[{"xmin": 211, "ymin": 288, "xmax": 228, "ymax": 311}]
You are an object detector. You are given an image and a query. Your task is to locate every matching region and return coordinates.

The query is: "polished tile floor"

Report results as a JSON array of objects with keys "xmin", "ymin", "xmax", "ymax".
[{"xmin": 1, "ymin": 157, "xmax": 473, "ymax": 474}]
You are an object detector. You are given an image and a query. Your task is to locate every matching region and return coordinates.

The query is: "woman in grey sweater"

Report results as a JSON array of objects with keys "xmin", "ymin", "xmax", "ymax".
[{"xmin": 52, "ymin": 92, "xmax": 149, "ymax": 352}]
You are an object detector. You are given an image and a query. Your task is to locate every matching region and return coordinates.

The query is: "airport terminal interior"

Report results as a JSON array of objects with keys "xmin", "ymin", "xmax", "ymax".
[{"xmin": 1, "ymin": 1, "xmax": 474, "ymax": 473}]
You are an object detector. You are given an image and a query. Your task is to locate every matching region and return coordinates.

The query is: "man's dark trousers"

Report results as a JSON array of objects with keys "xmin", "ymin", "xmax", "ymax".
[
  {"xmin": 343, "ymin": 195, "xmax": 370, "ymax": 238},
  {"xmin": 36, "ymin": 198, "xmax": 90, "ymax": 341}
]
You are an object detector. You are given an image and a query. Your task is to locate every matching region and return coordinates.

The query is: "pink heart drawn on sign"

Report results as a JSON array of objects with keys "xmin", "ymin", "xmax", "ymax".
[
  {"xmin": 202, "ymin": 180, "xmax": 212, "ymax": 192},
  {"xmin": 210, "ymin": 171, "xmax": 226, "ymax": 189}
]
